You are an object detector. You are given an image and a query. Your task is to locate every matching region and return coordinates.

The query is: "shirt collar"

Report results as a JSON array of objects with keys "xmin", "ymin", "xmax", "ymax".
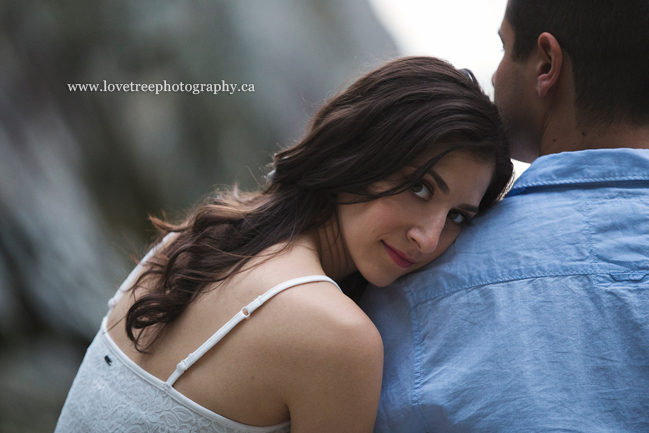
[{"xmin": 508, "ymin": 148, "xmax": 649, "ymax": 197}]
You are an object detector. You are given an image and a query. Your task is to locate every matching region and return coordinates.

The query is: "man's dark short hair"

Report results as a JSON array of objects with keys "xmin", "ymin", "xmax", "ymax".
[{"xmin": 506, "ymin": 0, "xmax": 649, "ymax": 127}]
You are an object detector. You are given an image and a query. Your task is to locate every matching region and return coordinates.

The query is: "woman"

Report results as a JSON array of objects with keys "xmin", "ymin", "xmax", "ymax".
[{"xmin": 56, "ymin": 57, "xmax": 512, "ymax": 433}]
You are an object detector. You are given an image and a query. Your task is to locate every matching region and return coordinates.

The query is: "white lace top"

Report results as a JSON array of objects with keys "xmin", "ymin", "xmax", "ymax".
[{"xmin": 55, "ymin": 240, "xmax": 341, "ymax": 433}]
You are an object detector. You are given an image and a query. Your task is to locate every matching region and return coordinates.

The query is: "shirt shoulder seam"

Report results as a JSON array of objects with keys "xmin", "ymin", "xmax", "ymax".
[
  {"xmin": 405, "ymin": 266, "xmax": 606, "ymax": 306},
  {"xmin": 511, "ymin": 176, "xmax": 649, "ymax": 191}
]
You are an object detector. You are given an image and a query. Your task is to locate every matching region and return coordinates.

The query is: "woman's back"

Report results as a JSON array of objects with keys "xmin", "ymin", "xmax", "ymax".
[{"xmin": 56, "ymin": 238, "xmax": 383, "ymax": 432}]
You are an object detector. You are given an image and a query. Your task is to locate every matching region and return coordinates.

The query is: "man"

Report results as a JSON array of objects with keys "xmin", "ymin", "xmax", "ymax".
[{"xmin": 361, "ymin": 0, "xmax": 649, "ymax": 431}]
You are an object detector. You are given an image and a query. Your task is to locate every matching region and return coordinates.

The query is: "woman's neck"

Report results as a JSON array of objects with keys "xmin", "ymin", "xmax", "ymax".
[{"xmin": 303, "ymin": 217, "xmax": 356, "ymax": 282}]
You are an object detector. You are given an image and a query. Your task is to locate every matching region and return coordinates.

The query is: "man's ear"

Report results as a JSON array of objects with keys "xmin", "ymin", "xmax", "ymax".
[{"xmin": 536, "ymin": 32, "xmax": 563, "ymax": 98}]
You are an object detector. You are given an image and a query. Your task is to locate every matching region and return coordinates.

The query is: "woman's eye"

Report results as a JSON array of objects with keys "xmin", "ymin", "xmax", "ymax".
[
  {"xmin": 448, "ymin": 210, "xmax": 467, "ymax": 225},
  {"xmin": 411, "ymin": 182, "xmax": 432, "ymax": 200}
]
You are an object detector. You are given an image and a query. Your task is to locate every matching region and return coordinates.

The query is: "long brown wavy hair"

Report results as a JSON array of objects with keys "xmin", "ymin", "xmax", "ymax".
[{"xmin": 125, "ymin": 57, "xmax": 513, "ymax": 352}]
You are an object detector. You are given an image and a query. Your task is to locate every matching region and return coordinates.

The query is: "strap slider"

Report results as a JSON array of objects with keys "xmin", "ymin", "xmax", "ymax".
[{"xmin": 176, "ymin": 360, "xmax": 188, "ymax": 373}]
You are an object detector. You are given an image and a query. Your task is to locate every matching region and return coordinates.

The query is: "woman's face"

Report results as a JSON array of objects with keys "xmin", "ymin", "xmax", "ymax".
[{"xmin": 337, "ymin": 149, "xmax": 495, "ymax": 287}]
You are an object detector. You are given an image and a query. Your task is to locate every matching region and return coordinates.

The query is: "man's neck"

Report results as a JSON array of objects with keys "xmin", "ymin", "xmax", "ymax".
[
  {"xmin": 532, "ymin": 60, "xmax": 649, "ymax": 157},
  {"xmin": 539, "ymin": 117, "xmax": 649, "ymax": 157}
]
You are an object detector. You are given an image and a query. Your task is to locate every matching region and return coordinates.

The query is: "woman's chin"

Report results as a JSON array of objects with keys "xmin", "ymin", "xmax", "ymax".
[{"xmin": 362, "ymin": 273, "xmax": 400, "ymax": 288}]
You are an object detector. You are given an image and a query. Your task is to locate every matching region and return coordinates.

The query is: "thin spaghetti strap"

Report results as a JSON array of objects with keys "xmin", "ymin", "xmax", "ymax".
[
  {"xmin": 107, "ymin": 233, "xmax": 177, "ymax": 311},
  {"xmin": 166, "ymin": 275, "xmax": 341, "ymax": 387}
]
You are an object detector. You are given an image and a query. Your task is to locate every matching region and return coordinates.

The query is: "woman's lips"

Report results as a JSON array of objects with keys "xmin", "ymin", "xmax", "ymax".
[{"xmin": 382, "ymin": 241, "xmax": 415, "ymax": 268}]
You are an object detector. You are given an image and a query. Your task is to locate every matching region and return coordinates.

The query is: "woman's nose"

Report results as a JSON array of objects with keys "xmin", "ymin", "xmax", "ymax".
[{"xmin": 407, "ymin": 213, "xmax": 446, "ymax": 255}]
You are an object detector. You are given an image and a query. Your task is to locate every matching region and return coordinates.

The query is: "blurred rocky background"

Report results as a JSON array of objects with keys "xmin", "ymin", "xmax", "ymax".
[{"xmin": 0, "ymin": 0, "xmax": 397, "ymax": 430}]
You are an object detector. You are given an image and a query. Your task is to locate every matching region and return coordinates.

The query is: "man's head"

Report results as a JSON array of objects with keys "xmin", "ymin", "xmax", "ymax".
[{"xmin": 493, "ymin": 0, "xmax": 649, "ymax": 161}]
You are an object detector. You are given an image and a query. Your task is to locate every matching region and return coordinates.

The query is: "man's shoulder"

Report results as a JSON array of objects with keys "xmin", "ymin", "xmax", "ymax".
[
  {"xmin": 366, "ymin": 147, "xmax": 649, "ymax": 310},
  {"xmin": 387, "ymin": 149, "xmax": 649, "ymax": 305},
  {"xmin": 390, "ymin": 190, "xmax": 577, "ymax": 299}
]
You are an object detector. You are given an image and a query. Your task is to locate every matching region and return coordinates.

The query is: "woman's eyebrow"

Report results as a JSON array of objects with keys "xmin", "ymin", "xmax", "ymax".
[
  {"xmin": 459, "ymin": 204, "xmax": 479, "ymax": 213},
  {"xmin": 426, "ymin": 169, "xmax": 450, "ymax": 195},
  {"xmin": 426, "ymin": 169, "xmax": 480, "ymax": 214}
]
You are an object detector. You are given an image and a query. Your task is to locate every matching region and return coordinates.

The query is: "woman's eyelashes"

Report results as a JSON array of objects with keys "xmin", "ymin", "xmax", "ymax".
[
  {"xmin": 410, "ymin": 181, "xmax": 433, "ymax": 200},
  {"xmin": 447, "ymin": 209, "xmax": 472, "ymax": 226},
  {"xmin": 410, "ymin": 180, "xmax": 473, "ymax": 226}
]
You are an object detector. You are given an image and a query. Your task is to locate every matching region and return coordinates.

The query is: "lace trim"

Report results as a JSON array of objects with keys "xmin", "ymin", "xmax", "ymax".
[
  {"xmin": 55, "ymin": 328, "xmax": 291, "ymax": 433},
  {"xmin": 101, "ymin": 319, "xmax": 291, "ymax": 431}
]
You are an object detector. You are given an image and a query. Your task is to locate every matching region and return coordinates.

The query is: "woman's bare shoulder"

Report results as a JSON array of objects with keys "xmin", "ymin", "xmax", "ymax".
[
  {"xmin": 250, "ymin": 277, "xmax": 383, "ymax": 381},
  {"xmin": 249, "ymin": 280, "xmax": 383, "ymax": 432},
  {"xmin": 242, "ymin": 240, "xmax": 382, "ymax": 355},
  {"xmin": 272, "ymin": 279, "xmax": 381, "ymax": 344}
]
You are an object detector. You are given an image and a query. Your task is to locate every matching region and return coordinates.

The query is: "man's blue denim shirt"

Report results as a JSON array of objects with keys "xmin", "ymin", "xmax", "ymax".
[{"xmin": 361, "ymin": 148, "xmax": 649, "ymax": 432}]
